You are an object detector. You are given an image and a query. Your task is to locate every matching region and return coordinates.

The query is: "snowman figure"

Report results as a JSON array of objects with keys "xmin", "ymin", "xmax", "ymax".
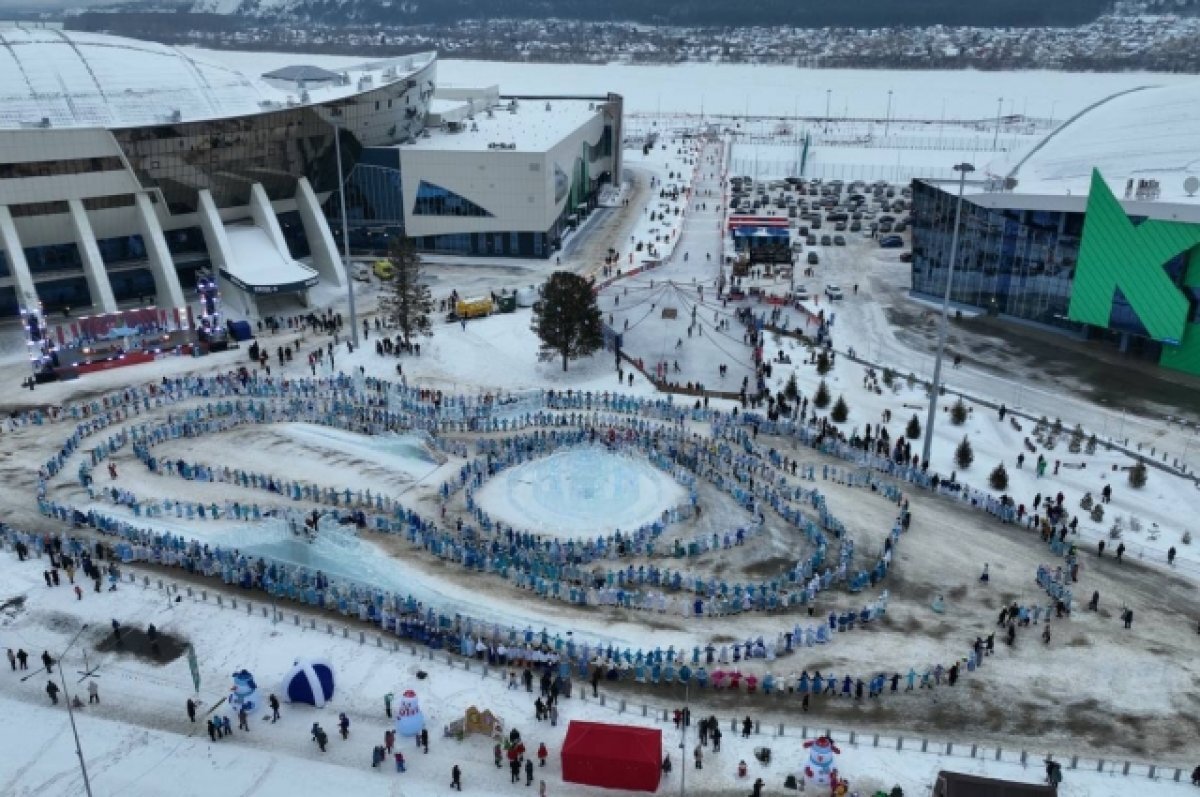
[
  {"xmin": 394, "ymin": 689, "xmax": 426, "ymax": 737},
  {"xmin": 802, "ymin": 735, "xmax": 841, "ymax": 786},
  {"xmin": 228, "ymin": 669, "xmax": 259, "ymax": 714}
]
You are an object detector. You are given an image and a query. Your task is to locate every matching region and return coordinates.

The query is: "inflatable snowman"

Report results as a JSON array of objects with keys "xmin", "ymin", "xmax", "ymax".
[
  {"xmin": 803, "ymin": 735, "xmax": 841, "ymax": 786},
  {"xmin": 394, "ymin": 689, "xmax": 426, "ymax": 737},
  {"xmin": 228, "ymin": 669, "xmax": 259, "ymax": 714}
]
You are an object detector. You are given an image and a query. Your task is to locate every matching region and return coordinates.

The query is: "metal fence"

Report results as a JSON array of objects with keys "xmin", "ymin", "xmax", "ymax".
[{"xmin": 99, "ymin": 568, "xmax": 1194, "ymax": 786}]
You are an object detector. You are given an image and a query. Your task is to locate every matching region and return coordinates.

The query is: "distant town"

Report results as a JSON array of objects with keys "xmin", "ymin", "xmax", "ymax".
[{"xmin": 60, "ymin": 1, "xmax": 1200, "ymax": 72}]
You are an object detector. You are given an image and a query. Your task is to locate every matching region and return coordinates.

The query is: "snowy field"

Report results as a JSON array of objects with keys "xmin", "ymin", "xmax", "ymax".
[{"xmin": 185, "ymin": 47, "xmax": 1196, "ymax": 122}]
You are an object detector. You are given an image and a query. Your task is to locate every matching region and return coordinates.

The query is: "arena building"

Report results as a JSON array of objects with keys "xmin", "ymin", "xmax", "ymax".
[
  {"xmin": 910, "ymin": 84, "xmax": 1200, "ymax": 377},
  {"xmin": 0, "ymin": 28, "xmax": 623, "ymax": 325}
]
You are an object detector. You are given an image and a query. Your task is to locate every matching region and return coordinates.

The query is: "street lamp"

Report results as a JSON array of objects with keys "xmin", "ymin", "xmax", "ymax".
[
  {"xmin": 825, "ymin": 90, "xmax": 831, "ymax": 121},
  {"xmin": 884, "ymin": 90, "xmax": 893, "ymax": 138},
  {"xmin": 992, "ymin": 96, "xmax": 1003, "ymax": 150},
  {"xmin": 333, "ymin": 121, "xmax": 359, "ymax": 347},
  {"xmin": 922, "ymin": 162, "xmax": 976, "ymax": 468},
  {"xmin": 60, "ymin": 624, "xmax": 94, "ymax": 797}
]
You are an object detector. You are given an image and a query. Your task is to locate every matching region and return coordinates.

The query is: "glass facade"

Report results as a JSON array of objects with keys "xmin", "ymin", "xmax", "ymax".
[
  {"xmin": 910, "ymin": 179, "xmax": 1199, "ymax": 358},
  {"xmin": 911, "ymin": 180, "xmax": 1083, "ymax": 330},
  {"xmin": 110, "ymin": 75, "xmax": 429, "ymax": 215},
  {"xmin": 413, "ymin": 180, "xmax": 494, "ymax": 217}
]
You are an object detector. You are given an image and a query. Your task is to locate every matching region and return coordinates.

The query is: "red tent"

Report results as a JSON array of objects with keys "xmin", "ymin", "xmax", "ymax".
[{"xmin": 561, "ymin": 721, "xmax": 662, "ymax": 792}]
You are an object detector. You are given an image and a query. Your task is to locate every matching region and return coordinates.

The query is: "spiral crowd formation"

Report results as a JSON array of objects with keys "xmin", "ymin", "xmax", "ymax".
[{"xmin": 1, "ymin": 371, "xmax": 1057, "ymax": 698}]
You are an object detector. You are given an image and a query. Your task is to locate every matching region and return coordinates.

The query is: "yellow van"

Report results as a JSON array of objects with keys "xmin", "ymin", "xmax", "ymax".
[{"xmin": 373, "ymin": 260, "xmax": 395, "ymax": 280}]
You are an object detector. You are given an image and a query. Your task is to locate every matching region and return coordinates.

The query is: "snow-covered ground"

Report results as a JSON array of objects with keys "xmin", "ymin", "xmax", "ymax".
[{"xmin": 5, "ymin": 552, "xmax": 1195, "ymax": 797}]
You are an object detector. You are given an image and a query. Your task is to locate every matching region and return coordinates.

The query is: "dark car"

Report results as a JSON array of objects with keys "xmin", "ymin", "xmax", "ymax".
[
  {"xmin": 899, "ymin": 251, "xmax": 913, "ymax": 262},
  {"xmin": 879, "ymin": 235, "xmax": 904, "ymax": 248},
  {"xmin": 807, "ymin": 251, "xmax": 820, "ymax": 265},
  {"xmin": 833, "ymin": 235, "xmax": 846, "ymax": 246},
  {"xmin": 820, "ymin": 235, "xmax": 832, "ymax": 246}
]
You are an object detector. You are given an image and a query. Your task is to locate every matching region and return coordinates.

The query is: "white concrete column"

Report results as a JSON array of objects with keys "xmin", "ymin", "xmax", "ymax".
[
  {"xmin": 294, "ymin": 177, "xmax": 346, "ymax": 287},
  {"xmin": 0, "ymin": 205, "xmax": 40, "ymax": 310},
  {"xmin": 249, "ymin": 183, "xmax": 292, "ymax": 256},
  {"xmin": 197, "ymin": 189, "xmax": 257, "ymax": 319},
  {"xmin": 67, "ymin": 199, "xmax": 118, "ymax": 314},
  {"xmin": 134, "ymin": 193, "xmax": 186, "ymax": 311}
]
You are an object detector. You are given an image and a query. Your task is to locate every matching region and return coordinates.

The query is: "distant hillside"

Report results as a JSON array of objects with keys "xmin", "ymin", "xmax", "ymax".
[{"xmin": 190, "ymin": 0, "xmax": 1115, "ymax": 28}]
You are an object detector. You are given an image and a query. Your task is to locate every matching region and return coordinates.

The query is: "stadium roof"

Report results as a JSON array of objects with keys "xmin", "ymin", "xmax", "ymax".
[{"xmin": 0, "ymin": 28, "xmax": 434, "ymax": 131}]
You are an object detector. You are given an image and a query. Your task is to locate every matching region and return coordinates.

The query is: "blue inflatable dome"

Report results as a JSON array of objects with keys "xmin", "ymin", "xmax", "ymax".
[{"xmin": 281, "ymin": 658, "xmax": 336, "ymax": 708}]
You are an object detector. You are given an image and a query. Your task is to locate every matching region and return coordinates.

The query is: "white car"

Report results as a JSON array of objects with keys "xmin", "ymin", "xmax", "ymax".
[
  {"xmin": 825, "ymin": 285, "xmax": 844, "ymax": 300},
  {"xmin": 353, "ymin": 264, "xmax": 371, "ymax": 282},
  {"xmin": 794, "ymin": 285, "xmax": 809, "ymax": 300}
]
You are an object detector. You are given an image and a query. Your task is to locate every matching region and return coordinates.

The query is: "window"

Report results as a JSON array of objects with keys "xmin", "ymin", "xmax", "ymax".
[
  {"xmin": 0, "ymin": 156, "xmax": 124, "ymax": 180},
  {"xmin": 9, "ymin": 201, "xmax": 69, "ymax": 218},
  {"xmin": 412, "ymin": 181, "xmax": 493, "ymax": 217},
  {"xmin": 82, "ymin": 195, "xmax": 136, "ymax": 212}
]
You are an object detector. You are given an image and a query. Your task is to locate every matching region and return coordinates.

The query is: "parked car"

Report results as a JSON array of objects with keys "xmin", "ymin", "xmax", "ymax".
[
  {"xmin": 807, "ymin": 251, "xmax": 820, "ymax": 265},
  {"xmin": 825, "ymin": 284, "xmax": 844, "ymax": 300},
  {"xmin": 794, "ymin": 284, "xmax": 809, "ymax": 299},
  {"xmin": 879, "ymin": 235, "xmax": 905, "ymax": 248},
  {"xmin": 353, "ymin": 263, "xmax": 371, "ymax": 282},
  {"xmin": 373, "ymin": 260, "xmax": 395, "ymax": 280},
  {"xmin": 849, "ymin": 221, "xmax": 862, "ymax": 232},
  {"xmin": 834, "ymin": 222, "xmax": 846, "ymax": 232},
  {"xmin": 899, "ymin": 251, "xmax": 914, "ymax": 262},
  {"xmin": 833, "ymin": 235, "xmax": 846, "ymax": 246},
  {"xmin": 893, "ymin": 221, "xmax": 907, "ymax": 232},
  {"xmin": 820, "ymin": 235, "xmax": 832, "ymax": 246},
  {"xmin": 791, "ymin": 240, "xmax": 805, "ymax": 253},
  {"xmin": 807, "ymin": 235, "xmax": 817, "ymax": 246}
]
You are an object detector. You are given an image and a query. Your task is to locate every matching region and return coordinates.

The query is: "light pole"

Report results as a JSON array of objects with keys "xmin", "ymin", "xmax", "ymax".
[
  {"xmin": 922, "ymin": 162, "xmax": 975, "ymax": 468},
  {"xmin": 884, "ymin": 90, "xmax": 893, "ymax": 138},
  {"xmin": 678, "ymin": 679, "xmax": 690, "ymax": 797},
  {"xmin": 60, "ymin": 624, "xmax": 94, "ymax": 797},
  {"xmin": 825, "ymin": 90, "xmax": 831, "ymax": 122},
  {"xmin": 992, "ymin": 96, "xmax": 1003, "ymax": 150},
  {"xmin": 333, "ymin": 121, "xmax": 359, "ymax": 347}
]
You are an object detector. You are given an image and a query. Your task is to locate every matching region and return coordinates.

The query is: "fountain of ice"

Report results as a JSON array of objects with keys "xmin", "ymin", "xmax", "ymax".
[{"xmin": 473, "ymin": 446, "xmax": 686, "ymax": 537}]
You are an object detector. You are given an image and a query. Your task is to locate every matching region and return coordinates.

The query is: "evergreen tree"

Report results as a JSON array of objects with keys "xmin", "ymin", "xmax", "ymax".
[
  {"xmin": 988, "ymin": 463, "xmax": 1008, "ymax": 490},
  {"xmin": 816, "ymin": 350, "xmax": 832, "ymax": 375},
  {"xmin": 950, "ymin": 397, "xmax": 968, "ymax": 425},
  {"xmin": 955, "ymin": 435, "xmax": 974, "ymax": 469},
  {"xmin": 882, "ymin": 367, "xmax": 895, "ymax": 388},
  {"xmin": 379, "ymin": 237, "xmax": 433, "ymax": 342},
  {"xmin": 1128, "ymin": 459, "xmax": 1148, "ymax": 488},
  {"xmin": 784, "ymin": 373, "xmax": 799, "ymax": 401},
  {"xmin": 813, "ymin": 379, "xmax": 831, "ymax": 409},
  {"xmin": 905, "ymin": 414, "xmax": 922, "ymax": 440},
  {"xmin": 831, "ymin": 395, "xmax": 849, "ymax": 422},
  {"xmin": 532, "ymin": 271, "xmax": 604, "ymax": 371}
]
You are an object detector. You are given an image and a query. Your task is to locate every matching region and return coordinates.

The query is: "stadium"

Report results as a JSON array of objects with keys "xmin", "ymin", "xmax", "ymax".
[{"xmin": 910, "ymin": 83, "xmax": 1200, "ymax": 377}]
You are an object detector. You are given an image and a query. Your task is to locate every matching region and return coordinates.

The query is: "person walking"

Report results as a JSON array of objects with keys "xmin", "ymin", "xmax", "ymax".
[
  {"xmin": 1116, "ymin": 542, "xmax": 1125, "ymax": 562},
  {"xmin": 187, "ymin": 698, "xmax": 197, "ymax": 723},
  {"xmin": 384, "ymin": 729, "xmax": 395, "ymax": 754},
  {"xmin": 526, "ymin": 758, "xmax": 535, "ymax": 786},
  {"xmin": 222, "ymin": 716, "xmax": 232, "ymax": 736},
  {"xmin": 384, "ymin": 692, "xmax": 394, "ymax": 717},
  {"xmin": 207, "ymin": 719, "xmax": 218, "ymax": 741},
  {"xmin": 313, "ymin": 723, "xmax": 328, "ymax": 752},
  {"xmin": 451, "ymin": 764, "xmax": 463, "ymax": 791},
  {"xmin": 338, "ymin": 712, "xmax": 350, "ymax": 739},
  {"xmin": 538, "ymin": 742, "xmax": 548, "ymax": 767},
  {"xmin": 269, "ymin": 693, "xmax": 280, "ymax": 722},
  {"xmin": 1124, "ymin": 608, "xmax": 1134, "ymax": 629},
  {"xmin": 46, "ymin": 680, "xmax": 60, "ymax": 705},
  {"xmin": 511, "ymin": 757, "xmax": 522, "ymax": 783},
  {"xmin": 238, "ymin": 707, "xmax": 249, "ymax": 731},
  {"xmin": 712, "ymin": 726, "xmax": 722, "ymax": 752},
  {"xmin": 394, "ymin": 751, "xmax": 406, "ymax": 773},
  {"xmin": 6, "ymin": 648, "xmax": 14, "ymax": 671},
  {"xmin": 41, "ymin": 651, "xmax": 54, "ymax": 674},
  {"xmin": 1169, "ymin": 546, "xmax": 1177, "ymax": 565},
  {"xmin": 420, "ymin": 727, "xmax": 429, "ymax": 754},
  {"xmin": 87, "ymin": 680, "xmax": 99, "ymax": 704},
  {"xmin": 16, "ymin": 649, "xmax": 27, "ymax": 670},
  {"xmin": 694, "ymin": 743, "xmax": 703, "ymax": 769},
  {"xmin": 372, "ymin": 745, "xmax": 385, "ymax": 768}
]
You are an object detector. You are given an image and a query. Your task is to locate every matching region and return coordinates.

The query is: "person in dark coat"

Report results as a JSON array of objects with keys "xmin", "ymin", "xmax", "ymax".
[
  {"xmin": 187, "ymin": 698, "xmax": 197, "ymax": 722},
  {"xmin": 451, "ymin": 764, "xmax": 462, "ymax": 791},
  {"xmin": 41, "ymin": 651, "xmax": 54, "ymax": 673},
  {"xmin": 46, "ymin": 680, "xmax": 60, "ymax": 704}
]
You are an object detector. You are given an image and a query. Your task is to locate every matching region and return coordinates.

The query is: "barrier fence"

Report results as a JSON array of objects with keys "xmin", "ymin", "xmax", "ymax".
[{"xmin": 39, "ymin": 563, "xmax": 1193, "ymax": 787}]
